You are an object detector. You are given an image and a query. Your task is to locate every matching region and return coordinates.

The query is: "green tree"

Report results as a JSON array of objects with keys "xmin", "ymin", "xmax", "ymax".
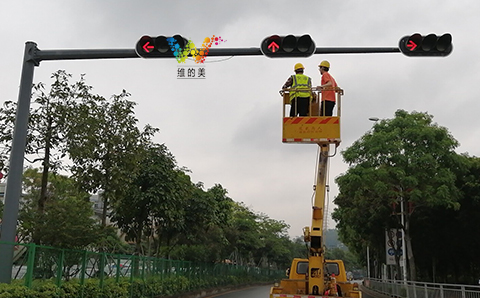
[
  {"xmin": 450, "ymin": 155, "xmax": 480, "ymax": 283},
  {"xmin": 0, "ymin": 71, "xmax": 77, "ymax": 243},
  {"xmin": 150, "ymin": 169, "xmax": 193, "ymax": 258},
  {"xmin": 171, "ymin": 183, "xmax": 234, "ymax": 262},
  {"xmin": 112, "ymin": 143, "xmax": 190, "ymax": 256},
  {"xmin": 18, "ymin": 168, "xmax": 100, "ymax": 249},
  {"xmin": 65, "ymin": 88, "xmax": 157, "ymax": 226},
  {"xmin": 255, "ymin": 214, "xmax": 292, "ymax": 269},
  {"xmin": 0, "ymin": 71, "xmax": 154, "ymax": 254},
  {"xmin": 410, "ymin": 154, "xmax": 480, "ymax": 283},
  {"xmin": 166, "ymin": 183, "xmax": 234, "ymax": 263},
  {"xmin": 290, "ymin": 236, "xmax": 308, "ymax": 259},
  {"xmin": 17, "ymin": 169, "xmax": 119, "ymax": 279},
  {"xmin": 333, "ymin": 165, "xmax": 393, "ymax": 276},
  {"xmin": 224, "ymin": 202, "xmax": 262, "ymax": 266},
  {"xmin": 186, "ymin": 184, "xmax": 233, "ymax": 237},
  {"xmin": 325, "ymin": 247, "xmax": 362, "ymax": 272},
  {"xmin": 334, "ymin": 110, "xmax": 463, "ymax": 280}
]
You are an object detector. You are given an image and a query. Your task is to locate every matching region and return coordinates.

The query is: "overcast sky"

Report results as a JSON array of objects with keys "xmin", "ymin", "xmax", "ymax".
[{"xmin": 1, "ymin": 1, "xmax": 479, "ymax": 238}]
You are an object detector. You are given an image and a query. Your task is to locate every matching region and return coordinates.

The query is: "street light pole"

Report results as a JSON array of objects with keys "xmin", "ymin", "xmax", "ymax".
[
  {"xmin": 367, "ymin": 245, "xmax": 370, "ymax": 278},
  {"xmin": 365, "ymin": 117, "xmax": 377, "ymax": 280},
  {"xmin": 400, "ymin": 195, "xmax": 408, "ymax": 282}
]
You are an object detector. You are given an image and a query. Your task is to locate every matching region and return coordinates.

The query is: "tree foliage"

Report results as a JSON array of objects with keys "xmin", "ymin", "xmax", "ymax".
[
  {"xmin": 325, "ymin": 247, "xmax": 362, "ymax": 271},
  {"xmin": 18, "ymin": 168, "xmax": 102, "ymax": 249},
  {"xmin": 112, "ymin": 143, "xmax": 191, "ymax": 255},
  {"xmin": 333, "ymin": 110, "xmax": 469, "ymax": 282},
  {"xmin": 0, "ymin": 70, "xmax": 77, "ymax": 232},
  {"xmin": 409, "ymin": 154, "xmax": 480, "ymax": 283},
  {"xmin": 64, "ymin": 85, "xmax": 157, "ymax": 226},
  {"xmin": 0, "ymin": 71, "xmax": 72, "ymax": 174},
  {"xmin": 0, "ymin": 70, "xmax": 314, "ymax": 272}
]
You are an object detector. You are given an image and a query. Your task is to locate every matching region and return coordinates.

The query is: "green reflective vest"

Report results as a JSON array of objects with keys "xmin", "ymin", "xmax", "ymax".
[{"xmin": 290, "ymin": 74, "xmax": 312, "ymax": 102}]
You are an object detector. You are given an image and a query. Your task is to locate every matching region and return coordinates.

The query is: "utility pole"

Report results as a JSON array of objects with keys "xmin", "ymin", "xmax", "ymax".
[{"xmin": 0, "ymin": 42, "xmax": 37, "ymax": 283}]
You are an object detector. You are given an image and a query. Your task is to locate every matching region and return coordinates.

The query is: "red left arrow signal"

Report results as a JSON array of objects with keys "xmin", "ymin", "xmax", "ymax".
[
  {"xmin": 268, "ymin": 41, "xmax": 279, "ymax": 53},
  {"xmin": 143, "ymin": 41, "xmax": 154, "ymax": 53},
  {"xmin": 407, "ymin": 40, "xmax": 417, "ymax": 51}
]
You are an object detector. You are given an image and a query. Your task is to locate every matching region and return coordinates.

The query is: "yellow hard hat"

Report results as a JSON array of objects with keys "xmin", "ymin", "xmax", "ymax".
[
  {"xmin": 294, "ymin": 63, "xmax": 304, "ymax": 71},
  {"xmin": 319, "ymin": 60, "xmax": 330, "ymax": 68}
]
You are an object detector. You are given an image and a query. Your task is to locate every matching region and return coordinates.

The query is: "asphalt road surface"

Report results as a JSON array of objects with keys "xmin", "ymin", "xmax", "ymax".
[{"xmin": 206, "ymin": 285, "xmax": 271, "ymax": 298}]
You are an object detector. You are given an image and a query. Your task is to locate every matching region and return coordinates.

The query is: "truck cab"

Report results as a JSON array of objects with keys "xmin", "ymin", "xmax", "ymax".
[{"xmin": 270, "ymin": 258, "xmax": 361, "ymax": 298}]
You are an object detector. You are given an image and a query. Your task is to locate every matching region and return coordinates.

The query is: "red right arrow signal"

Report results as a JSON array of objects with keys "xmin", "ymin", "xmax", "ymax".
[
  {"xmin": 399, "ymin": 33, "xmax": 452, "ymax": 57},
  {"xmin": 407, "ymin": 40, "xmax": 417, "ymax": 51},
  {"xmin": 268, "ymin": 41, "xmax": 279, "ymax": 52}
]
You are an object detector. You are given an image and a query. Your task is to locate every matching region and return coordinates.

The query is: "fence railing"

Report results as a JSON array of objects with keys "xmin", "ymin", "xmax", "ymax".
[
  {"xmin": 2, "ymin": 241, "xmax": 283, "ymax": 291},
  {"xmin": 365, "ymin": 278, "xmax": 480, "ymax": 298}
]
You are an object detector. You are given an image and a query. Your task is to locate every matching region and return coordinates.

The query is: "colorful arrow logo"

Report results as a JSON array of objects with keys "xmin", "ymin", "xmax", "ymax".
[
  {"xmin": 142, "ymin": 41, "xmax": 154, "ymax": 53},
  {"xmin": 407, "ymin": 40, "xmax": 417, "ymax": 51},
  {"xmin": 268, "ymin": 41, "xmax": 279, "ymax": 53}
]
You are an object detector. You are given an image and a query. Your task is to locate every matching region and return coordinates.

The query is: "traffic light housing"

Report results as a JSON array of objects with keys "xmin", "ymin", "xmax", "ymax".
[
  {"xmin": 399, "ymin": 33, "xmax": 452, "ymax": 57},
  {"xmin": 261, "ymin": 34, "xmax": 316, "ymax": 58},
  {"xmin": 135, "ymin": 35, "xmax": 188, "ymax": 58}
]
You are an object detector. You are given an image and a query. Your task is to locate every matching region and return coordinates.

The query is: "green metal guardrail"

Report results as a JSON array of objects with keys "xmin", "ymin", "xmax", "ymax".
[{"xmin": 1, "ymin": 241, "xmax": 283, "ymax": 297}]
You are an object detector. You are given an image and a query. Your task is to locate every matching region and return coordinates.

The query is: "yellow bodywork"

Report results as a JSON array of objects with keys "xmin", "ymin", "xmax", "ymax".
[
  {"xmin": 281, "ymin": 87, "xmax": 343, "ymax": 144},
  {"xmin": 269, "ymin": 259, "xmax": 362, "ymax": 298},
  {"xmin": 282, "ymin": 116, "xmax": 340, "ymax": 144}
]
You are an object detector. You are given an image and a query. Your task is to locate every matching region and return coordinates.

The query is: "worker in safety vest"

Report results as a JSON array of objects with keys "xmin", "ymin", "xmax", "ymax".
[
  {"xmin": 282, "ymin": 63, "xmax": 312, "ymax": 117},
  {"xmin": 317, "ymin": 60, "xmax": 337, "ymax": 116}
]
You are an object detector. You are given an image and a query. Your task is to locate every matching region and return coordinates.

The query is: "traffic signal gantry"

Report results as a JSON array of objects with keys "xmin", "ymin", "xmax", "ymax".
[
  {"xmin": 134, "ymin": 33, "xmax": 453, "ymax": 60},
  {"xmin": 399, "ymin": 33, "xmax": 453, "ymax": 57},
  {"xmin": 0, "ymin": 32, "xmax": 454, "ymax": 284},
  {"xmin": 260, "ymin": 34, "xmax": 316, "ymax": 58}
]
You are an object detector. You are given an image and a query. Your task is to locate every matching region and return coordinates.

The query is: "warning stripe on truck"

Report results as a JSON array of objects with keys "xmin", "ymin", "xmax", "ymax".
[
  {"xmin": 283, "ymin": 117, "xmax": 339, "ymax": 125},
  {"xmin": 271, "ymin": 295, "xmax": 329, "ymax": 298},
  {"xmin": 282, "ymin": 138, "xmax": 340, "ymax": 143}
]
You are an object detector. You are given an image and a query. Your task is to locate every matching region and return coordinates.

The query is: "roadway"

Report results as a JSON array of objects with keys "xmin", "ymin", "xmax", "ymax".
[
  {"xmin": 205, "ymin": 285, "xmax": 271, "ymax": 298},
  {"xmin": 205, "ymin": 284, "xmax": 371, "ymax": 298}
]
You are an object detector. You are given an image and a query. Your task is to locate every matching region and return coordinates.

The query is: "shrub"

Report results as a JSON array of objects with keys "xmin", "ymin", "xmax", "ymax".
[
  {"xmin": 0, "ymin": 271, "xmax": 278, "ymax": 298},
  {"xmin": 0, "ymin": 283, "xmax": 33, "ymax": 298}
]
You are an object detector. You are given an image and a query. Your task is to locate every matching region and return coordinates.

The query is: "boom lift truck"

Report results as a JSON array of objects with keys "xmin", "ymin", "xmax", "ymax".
[{"xmin": 270, "ymin": 86, "xmax": 361, "ymax": 298}]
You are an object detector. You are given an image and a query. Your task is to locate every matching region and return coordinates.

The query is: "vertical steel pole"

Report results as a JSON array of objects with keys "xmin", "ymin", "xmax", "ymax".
[
  {"xmin": 401, "ymin": 196, "xmax": 407, "ymax": 282},
  {"xmin": 367, "ymin": 245, "xmax": 371, "ymax": 278},
  {"xmin": 401, "ymin": 196, "xmax": 410, "ymax": 298},
  {"xmin": 0, "ymin": 42, "xmax": 37, "ymax": 284}
]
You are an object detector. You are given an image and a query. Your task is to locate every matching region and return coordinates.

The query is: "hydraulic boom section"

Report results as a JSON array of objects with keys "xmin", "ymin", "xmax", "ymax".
[{"xmin": 304, "ymin": 143, "xmax": 331, "ymax": 295}]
